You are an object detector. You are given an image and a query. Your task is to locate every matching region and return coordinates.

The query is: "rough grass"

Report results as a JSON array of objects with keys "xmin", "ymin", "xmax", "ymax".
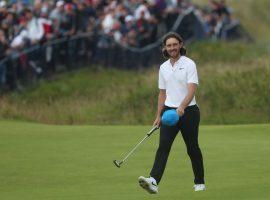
[{"xmin": 0, "ymin": 68, "xmax": 157, "ymax": 124}]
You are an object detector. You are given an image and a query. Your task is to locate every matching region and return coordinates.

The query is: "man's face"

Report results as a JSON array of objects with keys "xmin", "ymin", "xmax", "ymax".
[
  {"xmin": 25, "ymin": 12, "xmax": 32, "ymax": 20},
  {"xmin": 165, "ymin": 37, "xmax": 182, "ymax": 59}
]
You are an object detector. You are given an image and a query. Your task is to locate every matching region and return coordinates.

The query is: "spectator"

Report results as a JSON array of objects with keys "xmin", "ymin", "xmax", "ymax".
[
  {"xmin": 0, "ymin": 29, "xmax": 8, "ymax": 87},
  {"xmin": 209, "ymin": 0, "xmax": 230, "ymax": 17},
  {"xmin": 101, "ymin": 7, "xmax": 115, "ymax": 34},
  {"xmin": 134, "ymin": 0, "xmax": 151, "ymax": 20},
  {"xmin": 10, "ymin": 17, "xmax": 28, "ymax": 49},
  {"xmin": 49, "ymin": 0, "xmax": 65, "ymax": 38},
  {"xmin": 76, "ymin": 1, "xmax": 89, "ymax": 33},
  {"xmin": 24, "ymin": 8, "xmax": 45, "ymax": 44},
  {"xmin": 123, "ymin": 15, "xmax": 138, "ymax": 47},
  {"xmin": 136, "ymin": 9, "xmax": 152, "ymax": 47},
  {"xmin": 59, "ymin": 3, "xmax": 76, "ymax": 36}
]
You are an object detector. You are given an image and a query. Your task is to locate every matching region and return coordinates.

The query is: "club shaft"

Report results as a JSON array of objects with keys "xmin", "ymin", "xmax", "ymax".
[
  {"xmin": 120, "ymin": 126, "xmax": 158, "ymax": 164},
  {"xmin": 121, "ymin": 135, "xmax": 149, "ymax": 163}
]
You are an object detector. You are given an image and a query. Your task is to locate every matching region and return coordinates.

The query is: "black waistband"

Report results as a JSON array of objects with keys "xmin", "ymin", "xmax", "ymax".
[{"xmin": 164, "ymin": 104, "xmax": 198, "ymax": 111}]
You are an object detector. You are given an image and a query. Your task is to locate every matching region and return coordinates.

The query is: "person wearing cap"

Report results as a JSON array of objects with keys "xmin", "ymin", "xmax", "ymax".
[{"xmin": 138, "ymin": 32, "xmax": 205, "ymax": 194}]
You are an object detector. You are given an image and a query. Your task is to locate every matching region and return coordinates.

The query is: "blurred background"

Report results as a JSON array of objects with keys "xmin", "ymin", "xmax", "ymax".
[{"xmin": 0, "ymin": 0, "xmax": 269, "ymax": 125}]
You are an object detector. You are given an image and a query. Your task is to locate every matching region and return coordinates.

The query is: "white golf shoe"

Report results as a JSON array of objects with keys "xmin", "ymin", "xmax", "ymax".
[
  {"xmin": 194, "ymin": 184, "xmax": 206, "ymax": 191},
  {"xmin": 138, "ymin": 176, "xmax": 158, "ymax": 194}
]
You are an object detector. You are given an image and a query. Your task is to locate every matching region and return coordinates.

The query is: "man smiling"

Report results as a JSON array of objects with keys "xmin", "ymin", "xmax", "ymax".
[{"xmin": 138, "ymin": 32, "xmax": 206, "ymax": 194}]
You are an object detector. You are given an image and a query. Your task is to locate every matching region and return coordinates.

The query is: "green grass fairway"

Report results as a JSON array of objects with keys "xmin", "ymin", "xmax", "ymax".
[{"xmin": 0, "ymin": 121, "xmax": 269, "ymax": 200}]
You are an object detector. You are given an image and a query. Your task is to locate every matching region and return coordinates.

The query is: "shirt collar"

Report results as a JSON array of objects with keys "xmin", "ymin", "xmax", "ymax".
[{"xmin": 169, "ymin": 56, "xmax": 182, "ymax": 71}]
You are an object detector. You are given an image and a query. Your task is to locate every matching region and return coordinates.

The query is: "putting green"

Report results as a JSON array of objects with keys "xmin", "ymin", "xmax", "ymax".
[{"xmin": 0, "ymin": 121, "xmax": 269, "ymax": 200}]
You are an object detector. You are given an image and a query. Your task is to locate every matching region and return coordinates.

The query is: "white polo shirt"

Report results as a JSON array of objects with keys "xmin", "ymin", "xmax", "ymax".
[{"xmin": 159, "ymin": 56, "xmax": 199, "ymax": 108}]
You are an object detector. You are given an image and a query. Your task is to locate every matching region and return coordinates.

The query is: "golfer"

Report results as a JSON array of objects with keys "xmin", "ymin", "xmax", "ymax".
[{"xmin": 138, "ymin": 32, "xmax": 205, "ymax": 193}]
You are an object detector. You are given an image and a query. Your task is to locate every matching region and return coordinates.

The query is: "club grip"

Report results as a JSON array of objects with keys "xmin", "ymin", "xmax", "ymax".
[{"xmin": 147, "ymin": 125, "xmax": 159, "ymax": 136}]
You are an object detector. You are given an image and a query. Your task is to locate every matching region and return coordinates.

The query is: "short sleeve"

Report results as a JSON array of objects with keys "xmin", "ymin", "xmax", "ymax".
[
  {"xmin": 187, "ymin": 62, "xmax": 199, "ymax": 85},
  {"xmin": 158, "ymin": 68, "xmax": 166, "ymax": 89}
]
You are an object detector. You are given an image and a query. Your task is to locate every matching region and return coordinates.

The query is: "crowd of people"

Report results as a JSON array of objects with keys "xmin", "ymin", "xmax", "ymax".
[{"xmin": 0, "ymin": 0, "xmax": 233, "ymax": 91}]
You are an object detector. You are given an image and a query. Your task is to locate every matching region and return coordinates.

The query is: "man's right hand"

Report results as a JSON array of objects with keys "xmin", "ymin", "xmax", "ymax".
[{"xmin": 153, "ymin": 116, "xmax": 161, "ymax": 127}]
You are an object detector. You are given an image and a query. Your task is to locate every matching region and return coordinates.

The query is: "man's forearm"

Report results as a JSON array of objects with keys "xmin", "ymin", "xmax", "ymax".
[
  {"xmin": 157, "ymin": 90, "xmax": 166, "ymax": 117},
  {"xmin": 180, "ymin": 83, "xmax": 197, "ymax": 109},
  {"xmin": 180, "ymin": 92, "xmax": 195, "ymax": 109}
]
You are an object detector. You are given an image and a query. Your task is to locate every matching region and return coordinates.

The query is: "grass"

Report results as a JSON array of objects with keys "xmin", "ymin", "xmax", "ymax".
[
  {"xmin": 1, "ymin": 54, "xmax": 269, "ymax": 125},
  {"xmin": 0, "ymin": 121, "xmax": 270, "ymax": 200}
]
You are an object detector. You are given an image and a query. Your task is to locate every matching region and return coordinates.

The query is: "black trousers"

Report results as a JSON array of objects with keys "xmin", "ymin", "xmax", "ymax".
[{"xmin": 150, "ymin": 105, "xmax": 205, "ymax": 184}]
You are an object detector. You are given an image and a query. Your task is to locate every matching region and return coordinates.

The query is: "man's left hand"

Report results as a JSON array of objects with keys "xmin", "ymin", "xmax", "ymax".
[{"xmin": 176, "ymin": 106, "xmax": 185, "ymax": 117}]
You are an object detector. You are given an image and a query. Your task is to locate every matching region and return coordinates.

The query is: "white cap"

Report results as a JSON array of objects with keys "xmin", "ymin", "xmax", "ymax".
[
  {"xmin": 125, "ymin": 15, "xmax": 134, "ymax": 23},
  {"xmin": 56, "ymin": 0, "xmax": 64, "ymax": 7},
  {"xmin": 147, "ymin": 0, "xmax": 155, "ymax": 4},
  {"xmin": 0, "ymin": 0, "xmax": 7, "ymax": 8}
]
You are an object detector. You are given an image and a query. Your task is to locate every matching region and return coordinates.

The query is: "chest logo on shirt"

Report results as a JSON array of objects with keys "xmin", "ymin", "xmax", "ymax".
[{"xmin": 179, "ymin": 68, "xmax": 184, "ymax": 70}]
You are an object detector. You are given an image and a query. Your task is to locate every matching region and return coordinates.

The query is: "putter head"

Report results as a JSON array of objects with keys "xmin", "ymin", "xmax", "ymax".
[{"xmin": 113, "ymin": 160, "xmax": 122, "ymax": 168}]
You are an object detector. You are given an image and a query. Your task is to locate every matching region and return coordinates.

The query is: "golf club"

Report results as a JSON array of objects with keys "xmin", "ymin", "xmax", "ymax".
[{"xmin": 113, "ymin": 125, "xmax": 159, "ymax": 168}]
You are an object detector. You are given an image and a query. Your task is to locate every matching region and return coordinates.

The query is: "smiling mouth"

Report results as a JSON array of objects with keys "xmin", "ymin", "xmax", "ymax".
[{"xmin": 170, "ymin": 50, "xmax": 177, "ymax": 54}]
